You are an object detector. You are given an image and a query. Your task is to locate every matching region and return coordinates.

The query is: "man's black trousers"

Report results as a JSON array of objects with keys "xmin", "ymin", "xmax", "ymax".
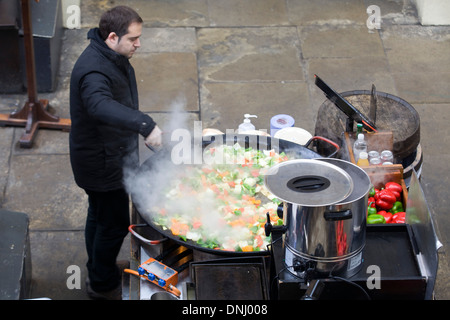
[{"xmin": 84, "ymin": 188, "xmax": 130, "ymax": 292}]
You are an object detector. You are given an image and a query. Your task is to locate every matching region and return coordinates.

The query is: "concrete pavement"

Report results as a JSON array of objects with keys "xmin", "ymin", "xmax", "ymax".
[{"xmin": 0, "ymin": 0, "xmax": 448, "ymax": 299}]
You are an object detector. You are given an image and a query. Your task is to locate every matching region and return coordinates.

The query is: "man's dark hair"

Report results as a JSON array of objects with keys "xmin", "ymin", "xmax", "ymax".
[{"xmin": 99, "ymin": 6, "xmax": 143, "ymax": 41}]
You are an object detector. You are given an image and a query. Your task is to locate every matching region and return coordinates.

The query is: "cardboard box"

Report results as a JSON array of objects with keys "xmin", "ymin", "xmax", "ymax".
[
  {"xmin": 344, "ymin": 131, "xmax": 394, "ymax": 164},
  {"xmin": 363, "ymin": 164, "xmax": 408, "ymax": 207}
]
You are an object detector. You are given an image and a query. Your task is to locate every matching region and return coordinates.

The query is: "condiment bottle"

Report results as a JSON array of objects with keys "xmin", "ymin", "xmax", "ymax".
[
  {"xmin": 370, "ymin": 157, "xmax": 381, "ymax": 166},
  {"xmin": 238, "ymin": 114, "xmax": 257, "ymax": 133},
  {"xmin": 353, "ymin": 133, "xmax": 367, "ymax": 163},
  {"xmin": 357, "ymin": 151, "xmax": 369, "ymax": 167},
  {"xmin": 380, "ymin": 150, "xmax": 394, "ymax": 164}
]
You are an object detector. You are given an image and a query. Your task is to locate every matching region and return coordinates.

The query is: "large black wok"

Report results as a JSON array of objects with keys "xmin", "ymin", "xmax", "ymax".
[{"xmin": 129, "ymin": 133, "xmax": 339, "ymax": 256}]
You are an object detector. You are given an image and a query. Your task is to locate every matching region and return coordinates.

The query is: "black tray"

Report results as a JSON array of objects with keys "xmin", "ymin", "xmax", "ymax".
[{"xmin": 190, "ymin": 256, "xmax": 269, "ymax": 300}]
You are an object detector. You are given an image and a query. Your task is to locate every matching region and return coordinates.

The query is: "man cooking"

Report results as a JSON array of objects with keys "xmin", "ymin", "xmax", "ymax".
[{"xmin": 69, "ymin": 5, "xmax": 162, "ymax": 300}]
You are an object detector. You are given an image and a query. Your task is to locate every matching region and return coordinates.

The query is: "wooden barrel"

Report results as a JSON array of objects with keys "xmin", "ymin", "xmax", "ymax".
[{"xmin": 314, "ymin": 90, "xmax": 421, "ymax": 178}]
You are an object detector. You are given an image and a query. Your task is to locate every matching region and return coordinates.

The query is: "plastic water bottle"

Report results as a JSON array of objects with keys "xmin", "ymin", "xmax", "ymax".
[
  {"xmin": 238, "ymin": 114, "xmax": 257, "ymax": 133},
  {"xmin": 353, "ymin": 133, "xmax": 367, "ymax": 163}
]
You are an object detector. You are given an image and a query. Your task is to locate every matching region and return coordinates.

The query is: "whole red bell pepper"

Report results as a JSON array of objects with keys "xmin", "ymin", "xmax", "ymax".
[
  {"xmin": 392, "ymin": 212, "xmax": 406, "ymax": 223},
  {"xmin": 368, "ymin": 197, "xmax": 376, "ymax": 207},
  {"xmin": 385, "ymin": 182, "xmax": 402, "ymax": 200},
  {"xmin": 377, "ymin": 210, "xmax": 392, "ymax": 224},
  {"xmin": 374, "ymin": 189, "xmax": 396, "ymax": 210}
]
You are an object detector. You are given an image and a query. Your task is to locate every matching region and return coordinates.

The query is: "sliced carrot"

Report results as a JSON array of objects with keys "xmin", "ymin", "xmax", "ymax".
[
  {"xmin": 218, "ymin": 171, "xmax": 229, "ymax": 178},
  {"xmin": 229, "ymin": 219, "xmax": 245, "ymax": 227}
]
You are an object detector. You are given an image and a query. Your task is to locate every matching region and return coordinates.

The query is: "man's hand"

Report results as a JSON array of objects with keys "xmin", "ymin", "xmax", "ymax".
[{"xmin": 145, "ymin": 125, "xmax": 162, "ymax": 147}]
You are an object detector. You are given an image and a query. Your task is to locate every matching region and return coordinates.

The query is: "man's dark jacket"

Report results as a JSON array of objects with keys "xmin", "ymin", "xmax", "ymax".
[{"xmin": 69, "ymin": 28, "xmax": 156, "ymax": 192}]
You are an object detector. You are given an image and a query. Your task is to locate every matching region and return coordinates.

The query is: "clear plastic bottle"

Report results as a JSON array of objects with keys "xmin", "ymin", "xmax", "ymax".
[
  {"xmin": 353, "ymin": 133, "xmax": 368, "ymax": 163},
  {"xmin": 357, "ymin": 151, "xmax": 369, "ymax": 167},
  {"xmin": 238, "ymin": 114, "xmax": 257, "ymax": 133}
]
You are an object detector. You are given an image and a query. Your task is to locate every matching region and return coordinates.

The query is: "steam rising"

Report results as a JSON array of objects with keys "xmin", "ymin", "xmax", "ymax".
[
  {"xmin": 123, "ymin": 97, "xmax": 284, "ymax": 251},
  {"xmin": 124, "ymin": 95, "xmax": 193, "ymax": 220},
  {"xmin": 123, "ymin": 97, "xmax": 262, "ymax": 250}
]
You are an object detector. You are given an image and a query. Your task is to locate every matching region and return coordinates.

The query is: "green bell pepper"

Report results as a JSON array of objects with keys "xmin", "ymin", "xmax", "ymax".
[
  {"xmin": 369, "ymin": 186, "xmax": 376, "ymax": 197},
  {"xmin": 367, "ymin": 214, "xmax": 386, "ymax": 224},
  {"xmin": 389, "ymin": 201, "xmax": 404, "ymax": 214},
  {"xmin": 367, "ymin": 202, "xmax": 377, "ymax": 215}
]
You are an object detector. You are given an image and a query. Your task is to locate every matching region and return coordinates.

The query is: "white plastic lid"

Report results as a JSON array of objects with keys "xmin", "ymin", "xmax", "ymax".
[
  {"xmin": 358, "ymin": 133, "xmax": 365, "ymax": 140},
  {"xmin": 274, "ymin": 127, "xmax": 312, "ymax": 145}
]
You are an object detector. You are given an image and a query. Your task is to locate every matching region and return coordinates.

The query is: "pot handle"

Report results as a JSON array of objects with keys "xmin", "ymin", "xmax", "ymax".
[
  {"xmin": 128, "ymin": 224, "xmax": 168, "ymax": 245},
  {"xmin": 304, "ymin": 136, "xmax": 340, "ymax": 158},
  {"xmin": 323, "ymin": 209, "xmax": 352, "ymax": 221}
]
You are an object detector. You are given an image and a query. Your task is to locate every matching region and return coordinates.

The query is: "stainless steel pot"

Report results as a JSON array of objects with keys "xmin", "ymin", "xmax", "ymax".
[{"xmin": 265, "ymin": 159, "xmax": 371, "ymax": 279}]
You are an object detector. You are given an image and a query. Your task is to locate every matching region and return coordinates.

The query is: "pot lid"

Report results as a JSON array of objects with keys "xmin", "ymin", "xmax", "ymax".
[{"xmin": 264, "ymin": 159, "xmax": 353, "ymax": 206}]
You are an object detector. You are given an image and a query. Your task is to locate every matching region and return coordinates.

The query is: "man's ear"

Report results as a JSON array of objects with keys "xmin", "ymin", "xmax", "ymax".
[{"xmin": 106, "ymin": 32, "xmax": 119, "ymax": 45}]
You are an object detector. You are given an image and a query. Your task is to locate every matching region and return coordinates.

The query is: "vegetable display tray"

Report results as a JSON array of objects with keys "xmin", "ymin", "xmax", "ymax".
[{"xmin": 274, "ymin": 224, "xmax": 427, "ymax": 300}]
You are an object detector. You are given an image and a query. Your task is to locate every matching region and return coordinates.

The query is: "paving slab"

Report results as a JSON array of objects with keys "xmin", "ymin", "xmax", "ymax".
[
  {"xmin": 79, "ymin": 0, "xmax": 115, "ymax": 28},
  {"xmin": 29, "ymin": 231, "xmax": 131, "ymax": 300},
  {"xmin": 380, "ymin": 25, "xmax": 450, "ymax": 103},
  {"xmin": 127, "ymin": 0, "xmax": 210, "ymax": 27},
  {"xmin": 29, "ymin": 231, "xmax": 88, "ymax": 300},
  {"xmin": 197, "ymin": 27, "xmax": 304, "ymax": 82},
  {"xmin": 300, "ymin": 25, "xmax": 385, "ymax": 59},
  {"xmin": 435, "ymin": 252, "xmax": 450, "ymax": 299},
  {"xmin": 200, "ymin": 82, "xmax": 311, "ymax": 133},
  {"xmin": 12, "ymin": 129, "xmax": 70, "ymax": 156},
  {"xmin": 413, "ymin": 103, "xmax": 450, "ymax": 300},
  {"xmin": 0, "ymin": 95, "xmax": 25, "ymax": 114},
  {"xmin": 287, "ymin": 0, "xmax": 367, "ymax": 26},
  {"xmin": 0, "ymin": 128, "xmax": 14, "ymax": 205},
  {"xmin": 139, "ymin": 27, "xmax": 197, "ymax": 53},
  {"xmin": 415, "ymin": 103, "xmax": 450, "ymax": 241},
  {"xmin": 133, "ymin": 52, "xmax": 199, "ymax": 112},
  {"xmin": 3, "ymin": 153, "xmax": 86, "ymax": 230},
  {"xmin": 208, "ymin": 0, "xmax": 289, "ymax": 27}
]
